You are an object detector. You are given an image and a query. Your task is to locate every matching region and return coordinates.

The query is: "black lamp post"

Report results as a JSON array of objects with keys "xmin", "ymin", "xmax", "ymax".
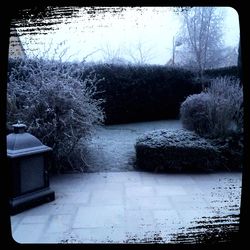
[{"xmin": 7, "ymin": 123, "xmax": 55, "ymax": 215}]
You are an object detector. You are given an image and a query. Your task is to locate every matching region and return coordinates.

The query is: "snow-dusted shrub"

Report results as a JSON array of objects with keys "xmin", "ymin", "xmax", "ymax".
[
  {"xmin": 205, "ymin": 77, "xmax": 243, "ymax": 137},
  {"xmin": 7, "ymin": 58, "xmax": 104, "ymax": 172},
  {"xmin": 180, "ymin": 93, "xmax": 211, "ymax": 135},
  {"xmin": 180, "ymin": 77, "xmax": 243, "ymax": 138},
  {"xmin": 135, "ymin": 129, "xmax": 224, "ymax": 172}
]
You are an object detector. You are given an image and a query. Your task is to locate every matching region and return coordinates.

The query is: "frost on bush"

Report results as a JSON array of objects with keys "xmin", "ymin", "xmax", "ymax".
[
  {"xmin": 135, "ymin": 129, "xmax": 224, "ymax": 172},
  {"xmin": 180, "ymin": 93, "xmax": 211, "ymax": 136},
  {"xmin": 7, "ymin": 58, "xmax": 105, "ymax": 172},
  {"xmin": 205, "ymin": 77, "xmax": 243, "ymax": 137},
  {"xmin": 135, "ymin": 129, "xmax": 242, "ymax": 172},
  {"xmin": 180, "ymin": 77, "xmax": 243, "ymax": 138}
]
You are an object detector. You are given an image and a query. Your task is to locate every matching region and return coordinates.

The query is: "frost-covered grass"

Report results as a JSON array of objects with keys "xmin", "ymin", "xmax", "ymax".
[
  {"xmin": 135, "ymin": 129, "xmax": 242, "ymax": 172},
  {"xmin": 84, "ymin": 120, "xmax": 182, "ymax": 172}
]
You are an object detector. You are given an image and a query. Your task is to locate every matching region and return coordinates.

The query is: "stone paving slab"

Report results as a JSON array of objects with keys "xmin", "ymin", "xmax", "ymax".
[{"xmin": 10, "ymin": 171, "xmax": 242, "ymax": 243}]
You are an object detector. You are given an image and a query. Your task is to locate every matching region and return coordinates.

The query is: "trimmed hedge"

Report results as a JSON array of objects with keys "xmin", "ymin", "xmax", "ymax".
[
  {"xmin": 8, "ymin": 60, "xmax": 240, "ymax": 125},
  {"xmin": 82, "ymin": 64, "xmax": 202, "ymax": 124},
  {"xmin": 204, "ymin": 66, "xmax": 239, "ymax": 79},
  {"xmin": 191, "ymin": 66, "xmax": 240, "ymax": 89},
  {"xmin": 135, "ymin": 129, "xmax": 242, "ymax": 172}
]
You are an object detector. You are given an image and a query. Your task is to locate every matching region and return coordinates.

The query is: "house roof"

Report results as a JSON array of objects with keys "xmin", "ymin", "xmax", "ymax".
[{"xmin": 9, "ymin": 27, "xmax": 26, "ymax": 59}]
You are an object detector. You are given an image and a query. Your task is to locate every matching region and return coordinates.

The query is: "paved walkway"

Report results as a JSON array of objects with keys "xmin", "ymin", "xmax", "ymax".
[{"xmin": 11, "ymin": 171, "xmax": 242, "ymax": 243}]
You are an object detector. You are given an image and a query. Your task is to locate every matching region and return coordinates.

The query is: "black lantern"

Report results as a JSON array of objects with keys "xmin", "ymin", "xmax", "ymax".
[{"xmin": 7, "ymin": 123, "xmax": 55, "ymax": 215}]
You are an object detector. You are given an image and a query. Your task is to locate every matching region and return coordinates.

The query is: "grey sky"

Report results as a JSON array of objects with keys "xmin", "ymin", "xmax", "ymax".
[{"xmin": 19, "ymin": 7, "xmax": 240, "ymax": 65}]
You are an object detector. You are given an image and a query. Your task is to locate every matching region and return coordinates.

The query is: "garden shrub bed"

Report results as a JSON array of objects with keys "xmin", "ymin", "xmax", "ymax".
[
  {"xmin": 180, "ymin": 77, "xmax": 243, "ymax": 138},
  {"xmin": 135, "ymin": 129, "xmax": 242, "ymax": 172},
  {"xmin": 8, "ymin": 60, "xmax": 240, "ymax": 125}
]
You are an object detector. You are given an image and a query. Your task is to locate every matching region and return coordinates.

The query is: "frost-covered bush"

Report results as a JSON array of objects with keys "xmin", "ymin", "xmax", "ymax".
[
  {"xmin": 179, "ymin": 93, "xmax": 212, "ymax": 135},
  {"xmin": 205, "ymin": 77, "xmax": 243, "ymax": 137},
  {"xmin": 7, "ymin": 58, "xmax": 104, "ymax": 172},
  {"xmin": 135, "ymin": 129, "xmax": 242, "ymax": 172},
  {"xmin": 180, "ymin": 77, "xmax": 243, "ymax": 138},
  {"xmin": 135, "ymin": 129, "xmax": 224, "ymax": 172}
]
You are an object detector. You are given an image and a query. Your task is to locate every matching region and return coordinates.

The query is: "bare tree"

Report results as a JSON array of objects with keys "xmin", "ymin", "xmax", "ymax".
[
  {"xmin": 177, "ymin": 7, "xmax": 225, "ymax": 77},
  {"xmin": 219, "ymin": 46, "xmax": 238, "ymax": 67},
  {"xmin": 100, "ymin": 43, "xmax": 129, "ymax": 64},
  {"xmin": 127, "ymin": 41, "xmax": 155, "ymax": 65},
  {"xmin": 20, "ymin": 34, "xmax": 101, "ymax": 63}
]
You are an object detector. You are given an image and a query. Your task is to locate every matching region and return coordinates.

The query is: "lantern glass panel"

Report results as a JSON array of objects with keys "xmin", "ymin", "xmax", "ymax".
[{"xmin": 20, "ymin": 155, "xmax": 44, "ymax": 193}]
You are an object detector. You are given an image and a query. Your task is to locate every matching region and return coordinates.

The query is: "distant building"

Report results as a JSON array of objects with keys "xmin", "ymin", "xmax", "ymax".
[
  {"xmin": 166, "ymin": 58, "xmax": 174, "ymax": 66},
  {"xmin": 8, "ymin": 28, "xmax": 26, "ymax": 59}
]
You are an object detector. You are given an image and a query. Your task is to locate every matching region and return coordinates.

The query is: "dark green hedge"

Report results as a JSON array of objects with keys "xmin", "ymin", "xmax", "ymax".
[
  {"xmin": 83, "ymin": 64, "xmax": 202, "ymax": 124},
  {"xmin": 8, "ymin": 60, "xmax": 239, "ymax": 125},
  {"xmin": 204, "ymin": 66, "xmax": 239, "ymax": 79}
]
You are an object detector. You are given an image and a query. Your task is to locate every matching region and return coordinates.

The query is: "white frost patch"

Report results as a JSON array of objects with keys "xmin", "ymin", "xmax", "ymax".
[{"xmin": 136, "ymin": 129, "xmax": 215, "ymax": 150}]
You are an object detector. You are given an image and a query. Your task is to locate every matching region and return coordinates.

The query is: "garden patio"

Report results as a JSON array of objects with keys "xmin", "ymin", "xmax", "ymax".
[
  {"xmin": 10, "ymin": 120, "xmax": 242, "ymax": 244},
  {"xmin": 11, "ymin": 171, "xmax": 242, "ymax": 243}
]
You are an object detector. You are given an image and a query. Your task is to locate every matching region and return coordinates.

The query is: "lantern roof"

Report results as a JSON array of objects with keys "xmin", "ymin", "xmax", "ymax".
[{"xmin": 7, "ymin": 124, "xmax": 52, "ymax": 158}]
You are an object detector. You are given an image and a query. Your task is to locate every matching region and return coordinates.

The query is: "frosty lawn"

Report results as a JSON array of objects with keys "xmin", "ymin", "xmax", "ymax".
[{"xmin": 83, "ymin": 120, "xmax": 182, "ymax": 172}]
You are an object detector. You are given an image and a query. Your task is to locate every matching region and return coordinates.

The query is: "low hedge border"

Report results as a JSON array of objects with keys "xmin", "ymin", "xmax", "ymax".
[{"xmin": 135, "ymin": 129, "xmax": 242, "ymax": 172}]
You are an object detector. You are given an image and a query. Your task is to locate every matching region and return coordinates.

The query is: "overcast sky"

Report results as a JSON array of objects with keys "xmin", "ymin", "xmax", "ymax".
[{"xmin": 19, "ymin": 7, "xmax": 240, "ymax": 65}]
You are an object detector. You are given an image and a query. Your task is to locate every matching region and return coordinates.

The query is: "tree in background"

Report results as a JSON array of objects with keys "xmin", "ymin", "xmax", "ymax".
[
  {"xmin": 220, "ymin": 46, "xmax": 238, "ymax": 67},
  {"xmin": 100, "ymin": 41, "xmax": 155, "ymax": 65},
  {"xmin": 100, "ymin": 44, "xmax": 129, "ymax": 64},
  {"xmin": 127, "ymin": 41, "xmax": 155, "ymax": 65},
  {"xmin": 177, "ymin": 7, "xmax": 226, "ymax": 78}
]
